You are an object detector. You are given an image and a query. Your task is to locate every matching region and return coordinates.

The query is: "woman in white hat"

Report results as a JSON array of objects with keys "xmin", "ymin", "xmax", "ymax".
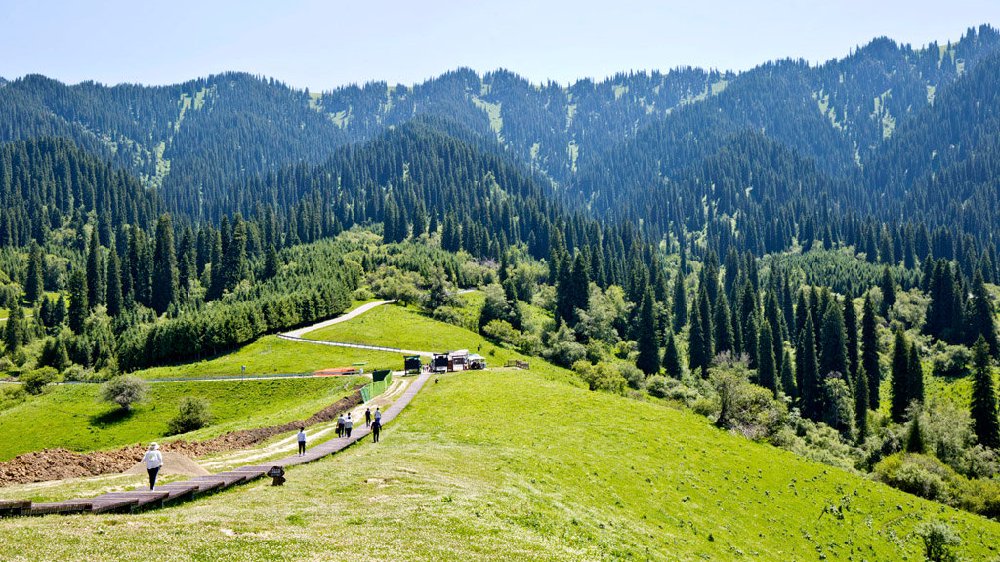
[{"xmin": 143, "ymin": 443, "xmax": 163, "ymax": 490}]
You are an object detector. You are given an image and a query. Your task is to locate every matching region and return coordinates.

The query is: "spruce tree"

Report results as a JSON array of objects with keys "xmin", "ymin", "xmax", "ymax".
[
  {"xmin": 24, "ymin": 241, "xmax": 44, "ymax": 305},
  {"xmin": 697, "ymin": 286, "xmax": 714, "ymax": 363},
  {"xmin": 861, "ymin": 295, "xmax": 881, "ymax": 410},
  {"xmin": 3, "ymin": 302, "xmax": 24, "ymax": 354},
  {"xmin": 713, "ymin": 292, "xmax": 734, "ymax": 355},
  {"xmin": 854, "ymin": 365, "xmax": 869, "ymax": 443},
  {"xmin": 966, "ymin": 271, "xmax": 999, "ymax": 357},
  {"xmin": 106, "ymin": 250, "xmax": 123, "ymax": 317},
  {"xmin": 906, "ymin": 414, "xmax": 925, "ymax": 454},
  {"xmin": 820, "ymin": 301, "xmax": 849, "ymax": 381},
  {"xmin": 757, "ymin": 319, "xmax": 778, "ymax": 396},
  {"xmin": 890, "ymin": 329, "xmax": 911, "ymax": 422},
  {"xmin": 68, "ymin": 268, "xmax": 88, "ymax": 334},
  {"xmin": 780, "ymin": 349, "xmax": 796, "ymax": 399},
  {"xmin": 222, "ymin": 217, "xmax": 248, "ymax": 294},
  {"xmin": 908, "ymin": 343, "xmax": 924, "ymax": 408},
  {"xmin": 663, "ymin": 331, "xmax": 683, "ymax": 378},
  {"xmin": 879, "ymin": 267, "xmax": 896, "ymax": 318},
  {"xmin": 844, "ymin": 293, "xmax": 859, "ymax": 381},
  {"xmin": 635, "ymin": 291, "xmax": 660, "ymax": 376},
  {"xmin": 970, "ymin": 337, "xmax": 1000, "ymax": 449},
  {"xmin": 799, "ymin": 315, "xmax": 821, "ymax": 420},
  {"xmin": 152, "ymin": 214, "xmax": 178, "ymax": 314},
  {"xmin": 688, "ymin": 301, "xmax": 709, "ymax": 378},
  {"xmin": 86, "ymin": 228, "xmax": 104, "ymax": 309}
]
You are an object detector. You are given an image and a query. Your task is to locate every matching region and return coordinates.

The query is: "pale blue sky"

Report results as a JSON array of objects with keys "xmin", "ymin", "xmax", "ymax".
[{"xmin": 1, "ymin": 1, "xmax": 998, "ymax": 90}]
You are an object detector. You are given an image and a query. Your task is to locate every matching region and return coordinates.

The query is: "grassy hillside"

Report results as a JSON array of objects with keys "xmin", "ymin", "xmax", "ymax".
[
  {"xmin": 133, "ymin": 334, "xmax": 404, "ymax": 379},
  {"xmin": 0, "ymin": 377, "xmax": 361, "ymax": 460},
  {"xmin": 305, "ymin": 302, "xmax": 575, "ymax": 384},
  {"xmin": 2, "ymin": 369, "xmax": 999, "ymax": 560}
]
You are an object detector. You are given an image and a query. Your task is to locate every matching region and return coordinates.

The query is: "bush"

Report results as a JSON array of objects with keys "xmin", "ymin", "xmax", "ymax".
[
  {"xmin": 101, "ymin": 375, "xmax": 149, "ymax": 411},
  {"xmin": 873, "ymin": 454, "xmax": 953, "ymax": 502},
  {"xmin": 618, "ymin": 364, "xmax": 645, "ymax": 390},
  {"xmin": 646, "ymin": 375, "xmax": 670, "ymax": 398},
  {"xmin": 167, "ymin": 397, "xmax": 213, "ymax": 435},
  {"xmin": 914, "ymin": 520, "xmax": 961, "ymax": 562},
  {"xmin": 572, "ymin": 361, "xmax": 627, "ymax": 394},
  {"xmin": 481, "ymin": 319, "xmax": 521, "ymax": 345},
  {"xmin": 931, "ymin": 344, "xmax": 972, "ymax": 378},
  {"xmin": 20, "ymin": 367, "xmax": 60, "ymax": 395}
]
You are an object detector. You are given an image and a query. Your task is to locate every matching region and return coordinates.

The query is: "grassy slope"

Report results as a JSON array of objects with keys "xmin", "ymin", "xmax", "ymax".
[
  {"xmin": 2, "ymin": 369, "xmax": 999, "ymax": 560},
  {"xmin": 0, "ymin": 377, "xmax": 360, "ymax": 460},
  {"xmin": 305, "ymin": 303, "xmax": 576, "ymax": 384},
  {"xmin": 134, "ymin": 334, "xmax": 404, "ymax": 379}
]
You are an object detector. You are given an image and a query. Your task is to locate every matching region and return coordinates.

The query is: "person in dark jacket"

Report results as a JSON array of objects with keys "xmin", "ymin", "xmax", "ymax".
[{"xmin": 371, "ymin": 419, "xmax": 382, "ymax": 443}]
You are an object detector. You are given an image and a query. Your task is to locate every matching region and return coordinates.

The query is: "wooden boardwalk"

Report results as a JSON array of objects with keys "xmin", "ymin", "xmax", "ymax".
[{"xmin": 1, "ymin": 372, "xmax": 430, "ymax": 518}]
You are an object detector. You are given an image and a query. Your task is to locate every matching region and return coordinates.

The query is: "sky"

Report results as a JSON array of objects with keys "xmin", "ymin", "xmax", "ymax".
[{"xmin": 1, "ymin": 0, "xmax": 998, "ymax": 91}]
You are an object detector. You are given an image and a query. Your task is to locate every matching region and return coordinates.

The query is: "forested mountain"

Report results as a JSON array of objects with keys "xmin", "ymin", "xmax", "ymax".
[{"xmin": 5, "ymin": 24, "xmax": 1000, "ymax": 525}]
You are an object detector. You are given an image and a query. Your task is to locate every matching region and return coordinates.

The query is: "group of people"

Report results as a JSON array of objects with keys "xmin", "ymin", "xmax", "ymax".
[
  {"xmin": 141, "ymin": 406, "xmax": 390, "ymax": 490},
  {"xmin": 295, "ymin": 406, "xmax": 385, "ymax": 455}
]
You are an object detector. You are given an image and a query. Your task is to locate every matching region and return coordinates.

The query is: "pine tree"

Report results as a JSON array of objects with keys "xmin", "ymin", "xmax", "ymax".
[
  {"xmin": 24, "ymin": 240, "xmax": 44, "ymax": 305},
  {"xmin": 780, "ymin": 349, "xmax": 796, "ymax": 399},
  {"xmin": 854, "ymin": 365, "xmax": 870, "ymax": 443},
  {"xmin": 222, "ymin": 217, "xmax": 248, "ymax": 294},
  {"xmin": 635, "ymin": 291, "xmax": 660, "ymax": 376},
  {"xmin": 663, "ymin": 331, "xmax": 683, "ymax": 378},
  {"xmin": 879, "ymin": 267, "xmax": 896, "ymax": 318},
  {"xmin": 697, "ymin": 286, "xmax": 714, "ymax": 363},
  {"xmin": 970, "ymin": 337, "xmax": 1000, "ymax": 449},
  {"xmin": 86, "ymin": 228, "xmax": 104, "ymax": 309},
  {"xmin": 799, "ymin": 314, "xmax": 821, "ymax": 420},
  {"xmin": 820, "ymin": 301, "xmax": 849, "ymax": 381},
  {"xmin": 688, "ymin": 301, "xmax": 709, "ymax": 378},
  {"xmin": 672, "ymin": 271, "xmax": 687, "ymax": 333},
  {"xmin": 861, "ymin": 296, "xmax": 881, "ymax": 410},
  {"xmin": 966, "ymin": 271, "xmax": 999, "ymax": 357},
  {"xmin": 844, "ymin": 293, "xmax": 859, "ymax": 381},
  {"xmin": 263, "ymin": 245, "xmax": 280, "ymax": 280},
  {"xmin": 3, "ymin": 302, "xmax": 24, "ymax": 354},
  {"xmin": 713, "ymin": 292, "xmax": 734, "ymax": 354},
  {"xmin": 906, "ymin": 414, "xmax": 926, "ymax": 453},
  {"xmin": 106, "ymin": 250, "xmax": 123, "ymax": 317},
  {"xmin": 151, "ymin": 214, "xmax": 178, "ymax": 314},
  {"xmin": 890, "ymin": 329, "xmax": 911, "ymax": 423},
  {"xmin": 68, "ymin": 268, "xmax": 88, "ymax": 334},
  {"xmin": 908, "ymin": 343, "xmax": 924, "ymax": 408},
  {"xmin": 757, "ymin": 319, "xmax": 778, "ymax": 396}
]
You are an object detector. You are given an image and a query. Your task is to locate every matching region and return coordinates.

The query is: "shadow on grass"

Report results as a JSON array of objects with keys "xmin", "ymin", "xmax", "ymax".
[{"xmin": 90, "ymin": 407, "xmax": 135, "ymax": 427}]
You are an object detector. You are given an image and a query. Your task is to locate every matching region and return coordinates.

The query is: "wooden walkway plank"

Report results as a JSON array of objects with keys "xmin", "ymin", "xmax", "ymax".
[{"xmin": 4, "ymin": 372, "xmax": 431, "ymax": 518}]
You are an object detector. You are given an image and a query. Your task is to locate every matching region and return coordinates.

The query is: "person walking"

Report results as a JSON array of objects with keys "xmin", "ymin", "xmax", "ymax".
[
  {"xmin": 336, "ymin": 414, "xmax": 345, "ymax": 438},
  {"xmin": 142, "ymin": 443, "xmax": 163, "ymax": 490},
  {"xmin": 371, "ymin": 419, "xmax": 382, "ymax": 443},
  {"xmin": 345, "ymin": 413, "xmax": 354, "ymax": 438},
  {"xmin": 365, "ymin": 407, "xmax": 372, "ymax": 428},
  {"xmin": 374, "ymin": 407, "xmax": 382, "ymax": 424},
  {"xmin": 297, "ymin": 427, "xmax": 307, "ymax": 455}
]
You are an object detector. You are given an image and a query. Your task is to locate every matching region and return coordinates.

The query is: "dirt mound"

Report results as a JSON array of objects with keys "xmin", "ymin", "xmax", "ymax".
[
  {"xmin": 123, "ymin": 452, "xmax": 210, "ymax": 477},
  {"xmin": 0, "ymin": 389, "xmax": 362, "ymax": 486}
]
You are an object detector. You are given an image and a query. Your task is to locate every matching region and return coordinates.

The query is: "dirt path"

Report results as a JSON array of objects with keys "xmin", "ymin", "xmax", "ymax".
[{"xmin": 282, "ymin": 300, "xmax": 395, "ymax": 338}]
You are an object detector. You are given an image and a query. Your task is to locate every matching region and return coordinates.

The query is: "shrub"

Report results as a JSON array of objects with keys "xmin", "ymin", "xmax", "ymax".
[
  {"xmin": 101, "ymin": 375, "xmax": 149, "ymax": 411},
  {"xmin": 931, "ymin": 344, "xmax": 972, "ymax": 378},
  {"xmin": 481, "ymin": 319, "xmax": 521, "ymax": 345},
  {"xmin": 572, "ymin": 361, "xmax": 627, "ymax": 394},
  {"xmin": 646, "ymin": 375, "xmax": 670, "ymax": 398},
  {"xmin": 167, "ymin": 397, "xmax": 213, "ymax": 435},
  {"xmin": 618, "ymin": 364, "xmax": 645, "ymax": 390},
  {"xmin": 20, "ymin": 367, "xmax": 60, "ymax": 395},
  {"xmin": 914, "ymin": 520, "xmax": 960, "ymax": 562},
  {"xmin": 873, "ymin": 454, "xmax": 953, "ymax": 502}
]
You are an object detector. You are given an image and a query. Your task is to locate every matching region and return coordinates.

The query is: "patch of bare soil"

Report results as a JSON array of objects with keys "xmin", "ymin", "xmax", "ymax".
[{"xmin": 0, "ymin": 389, "xmax": 361, "ymax": 486}]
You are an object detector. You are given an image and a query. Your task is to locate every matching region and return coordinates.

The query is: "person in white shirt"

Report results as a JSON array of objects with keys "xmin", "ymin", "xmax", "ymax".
[
  {"xmin": 345, "ymin": 413, "xmax": 354, "ymax": 438},
  {"xmin": 297, "ymin": 427, "xmax": 307, "ymax": 455},
  {"xmin": 374, "ymin": 407, "xmax": 382, "ymax": 423},
  {"xmin": 142, "ymin": 443, "xmax": 163, "ymax": 490},
  {"xmin": 336, "ymin": 414, "xmax": 345, "ymax": 438}
]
